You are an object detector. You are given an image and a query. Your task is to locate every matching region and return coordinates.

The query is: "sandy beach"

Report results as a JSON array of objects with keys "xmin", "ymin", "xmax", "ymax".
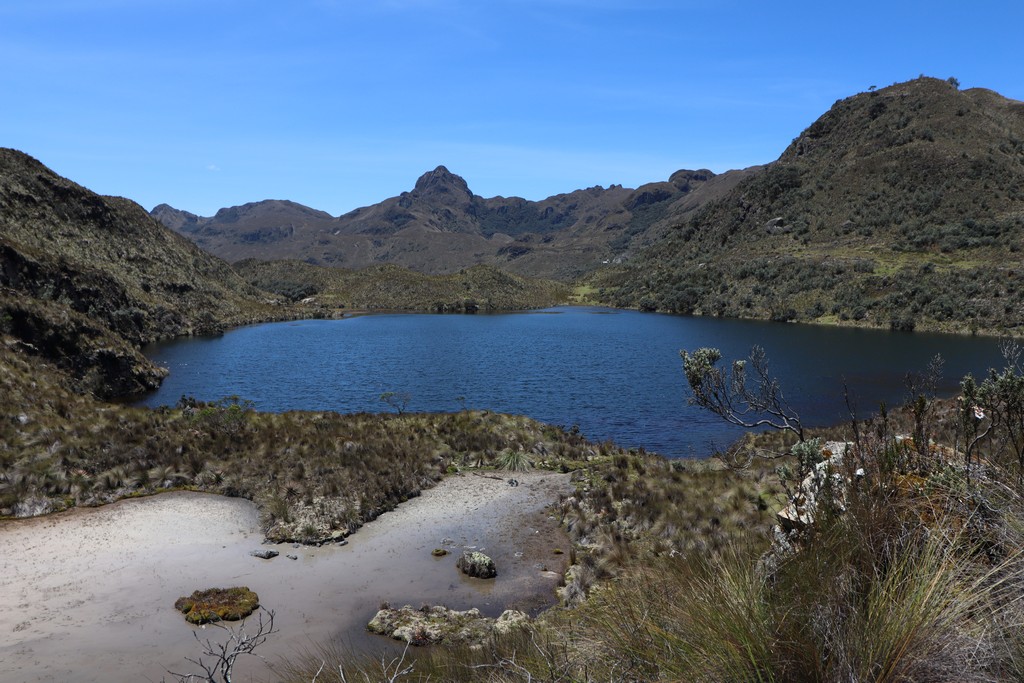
[{"xmin": 0, "ymin": 470, "xmax": 572, "ymax": 683}]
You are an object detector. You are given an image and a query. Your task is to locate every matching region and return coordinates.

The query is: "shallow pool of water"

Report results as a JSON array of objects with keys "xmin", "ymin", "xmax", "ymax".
[{"xmin": 0, "ymin": 474, "xmax": 570, "ymax": 682}]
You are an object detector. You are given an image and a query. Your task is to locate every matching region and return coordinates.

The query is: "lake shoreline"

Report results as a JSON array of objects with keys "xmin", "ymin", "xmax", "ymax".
[{"xmin": 136, "ymin": 307, "xmax": 1007, "ymax": 459}]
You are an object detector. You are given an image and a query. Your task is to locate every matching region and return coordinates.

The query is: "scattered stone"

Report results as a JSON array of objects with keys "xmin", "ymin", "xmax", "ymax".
[
  {"xmin": 431, "ymin": 548, "xmax": 449, "ymax": 557},
  {"xmin": 763, "ymin": 216, "xmax": 791, "ymax": 234},
  {"xmin": 174, "ymin": 587, "xmax": 259, "ymax": 624},
  {"xmin": 493, "ymin": 609, "xmax": 529, "ymax": 635},
  {"xmin": 367, "ymin": 604, "xmax": 528, "ymax": 646},
  {"xmin": 286, "ymin": 554, "xmax": 298, "ymax": 560},
  {"xmin": 249, "ymin": 549, "xmax": 279, "ymax": 560},
  {"xmin": 457, "ymin": 551, "xmax": 497, "ymax": 579}
]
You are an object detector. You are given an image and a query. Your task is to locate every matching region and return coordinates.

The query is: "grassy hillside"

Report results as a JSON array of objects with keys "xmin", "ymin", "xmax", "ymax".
[
  {"xmin": 233, "ymin": 259, "xmax": 570, "ymax": 312},
  {"xmin": 597, "ymin": 77, "xmax": 1024, "ymax": 334},
  {"xmin": 0, "ymin": 149, "xmax": 287, "ymax": 396}
]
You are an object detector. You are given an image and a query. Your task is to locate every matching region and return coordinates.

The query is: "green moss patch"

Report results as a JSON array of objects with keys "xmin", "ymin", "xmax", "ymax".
[{"xmin": 174, "ymin": 586, "xmax": 259, "ymax": 625}]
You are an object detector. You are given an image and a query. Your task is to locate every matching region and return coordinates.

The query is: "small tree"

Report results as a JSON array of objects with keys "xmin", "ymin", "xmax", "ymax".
[
  {"xmin": 379, "ymin": 391, "xmax": 411, "ymax": 415},
  {"xmin": 966, "ymin": 340, "xmax": 1024, "ymax": 486},
  {"xmin": 165, "ymin": 608, "xmax": 276, "ymax": 683},
  {"xmin": 680, "ymin": 345, "xmax": 805, "ymax": 444},
  {"xmin": 957, "ymin": 375, "xmax": 992, "ymax": 488}
]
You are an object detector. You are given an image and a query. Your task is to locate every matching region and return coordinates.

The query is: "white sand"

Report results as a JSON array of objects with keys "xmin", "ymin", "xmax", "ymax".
[{"xmin": 0, "ymin": 471, "xmax": 571, "ymax": 683}]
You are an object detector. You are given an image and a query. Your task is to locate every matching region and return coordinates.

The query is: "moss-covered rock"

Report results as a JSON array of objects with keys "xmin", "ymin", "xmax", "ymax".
[
  {"xmin": 174, "ymin": 587, "xmax": 259, "ymax": 625},
  {"xmin": 457, "ymin": 550, "xmax": 497, "ymax": 579}
]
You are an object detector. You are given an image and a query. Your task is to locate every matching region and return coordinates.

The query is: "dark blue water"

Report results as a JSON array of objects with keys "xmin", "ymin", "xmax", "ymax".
[{"xmin": 137, "ymin": 307, "xmax": 1007, "ymax": 458}]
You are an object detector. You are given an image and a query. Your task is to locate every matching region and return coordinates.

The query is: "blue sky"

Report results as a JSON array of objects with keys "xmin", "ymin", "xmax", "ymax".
[{"xmin": 2, "ymin": 1, "xmax": 1021, "ymax": 216}]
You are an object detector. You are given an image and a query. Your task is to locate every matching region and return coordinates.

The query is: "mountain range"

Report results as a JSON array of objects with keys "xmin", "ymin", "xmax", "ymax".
[
  {"xmin": 5, "ymin": 73, "xmax": 1024, "ymax": 401},
  {"xmin": 151, "ymin": 77, "xmax": 1024, "ymax": 336},
  {"xmin": 152, "ymin": 165, "xmax": 754, "ymax": 280}
]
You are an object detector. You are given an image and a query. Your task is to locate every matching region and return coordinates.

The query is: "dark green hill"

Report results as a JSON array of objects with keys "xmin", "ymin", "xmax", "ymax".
[
  {"xmin": 0, "ymin": 148, "xmax": 281, "ymax": 396},
  {"xmin": 597, "ymin": 77, "xmax": 1024, "ymax": 334},
  {"xmin": 233, "ymin": 259, "xmax": 569, "ymax": 312}
]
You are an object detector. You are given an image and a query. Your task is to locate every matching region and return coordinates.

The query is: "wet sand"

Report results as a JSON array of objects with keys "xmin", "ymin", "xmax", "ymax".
[{"xmin": 0, "ymin": 471, "xmax": 572, "ymax": 683}]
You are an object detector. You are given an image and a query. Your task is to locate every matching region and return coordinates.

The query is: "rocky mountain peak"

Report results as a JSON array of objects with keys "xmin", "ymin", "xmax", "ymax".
[
  {"xmin": 668, "ymin": 169, "xmax": 716, "ymax": 193},
  {"xmin": 413, "ymin": 166, "xmax": 472, "ymax": 198},
  {"xmin": 150, "ymin": 203, "xmax": 201, "ymax": 232}
]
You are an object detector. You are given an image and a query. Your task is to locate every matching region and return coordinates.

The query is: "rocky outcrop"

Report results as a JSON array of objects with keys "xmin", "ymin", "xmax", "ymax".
[
  {"xmin": 776, "ymin": 441, "xmax": 857, "ymax": 532},
  {"xmin": 367, "ymin": 604, "xmax": 528, "ymax": 646},
  {"xmin": 457, "ymin": 550, "xmax": 497, "ymax": 579}
]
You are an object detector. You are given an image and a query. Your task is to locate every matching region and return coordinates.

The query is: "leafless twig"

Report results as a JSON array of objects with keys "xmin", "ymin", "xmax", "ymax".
[{"xmin": 164, "ymin": 608, "xmax": 277, "ymax": 683}]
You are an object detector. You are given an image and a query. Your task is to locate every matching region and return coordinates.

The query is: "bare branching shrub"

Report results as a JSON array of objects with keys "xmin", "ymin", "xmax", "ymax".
[
  {"xmin": 681, "ymin": 346, "xmax": 804, "ymax": 467},
  {"xmin": 164, "ymin": 608, "xmax": 276, "ymax": 683}
]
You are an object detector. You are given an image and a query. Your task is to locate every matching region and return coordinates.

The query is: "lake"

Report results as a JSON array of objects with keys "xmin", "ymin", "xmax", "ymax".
[{"xmin": 138, "ymin": 307, "xmax": 1008, "ymax": 458}]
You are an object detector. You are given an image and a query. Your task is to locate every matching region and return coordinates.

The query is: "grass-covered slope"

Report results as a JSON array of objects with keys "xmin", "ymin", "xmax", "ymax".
[
  {"xmin": 233, "ymin": 259, "xmax": 570, "ymax": 312},
  {"xmin": 0, "ymin": 148, "xmax": 285, "ymax": 396},
  {"xmin": 599, "ymin": 77, "xmax": 1024, "ymax": 334}
]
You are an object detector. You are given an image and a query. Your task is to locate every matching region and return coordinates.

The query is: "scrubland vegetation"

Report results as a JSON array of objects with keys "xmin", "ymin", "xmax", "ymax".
[
  {"xmin": 0, "ymin": 344, "xmax": 620, "ymax": 542},
  {"xmin": 12, "ymin": 321, "xmax": 1024, "ymax": 681},
  {"xmin": 233, "ymin": 259, "xmax": 570, "ymax": 312},
  {"xmin": 266, "ymin": 346, "xmax": 1024, "ymax": 682},
  {"xmin": 596, "ymin": 77, "xmax": 1024, "ymax": 336}
]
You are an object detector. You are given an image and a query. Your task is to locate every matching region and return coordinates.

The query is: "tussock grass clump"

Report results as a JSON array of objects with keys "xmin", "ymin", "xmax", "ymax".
[
  {"xmin": 560, "ymin": 449, "xmax": 784, "ymax": 575},
  {"xmin": 496, "ymin": 448, "xmax": 532, "ymax": 472}
]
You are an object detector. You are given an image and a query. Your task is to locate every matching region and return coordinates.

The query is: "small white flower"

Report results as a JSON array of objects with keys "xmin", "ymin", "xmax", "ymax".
[{"xmin": 974, "ymin": 406, "xmax": 986, "ymax": 420}]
